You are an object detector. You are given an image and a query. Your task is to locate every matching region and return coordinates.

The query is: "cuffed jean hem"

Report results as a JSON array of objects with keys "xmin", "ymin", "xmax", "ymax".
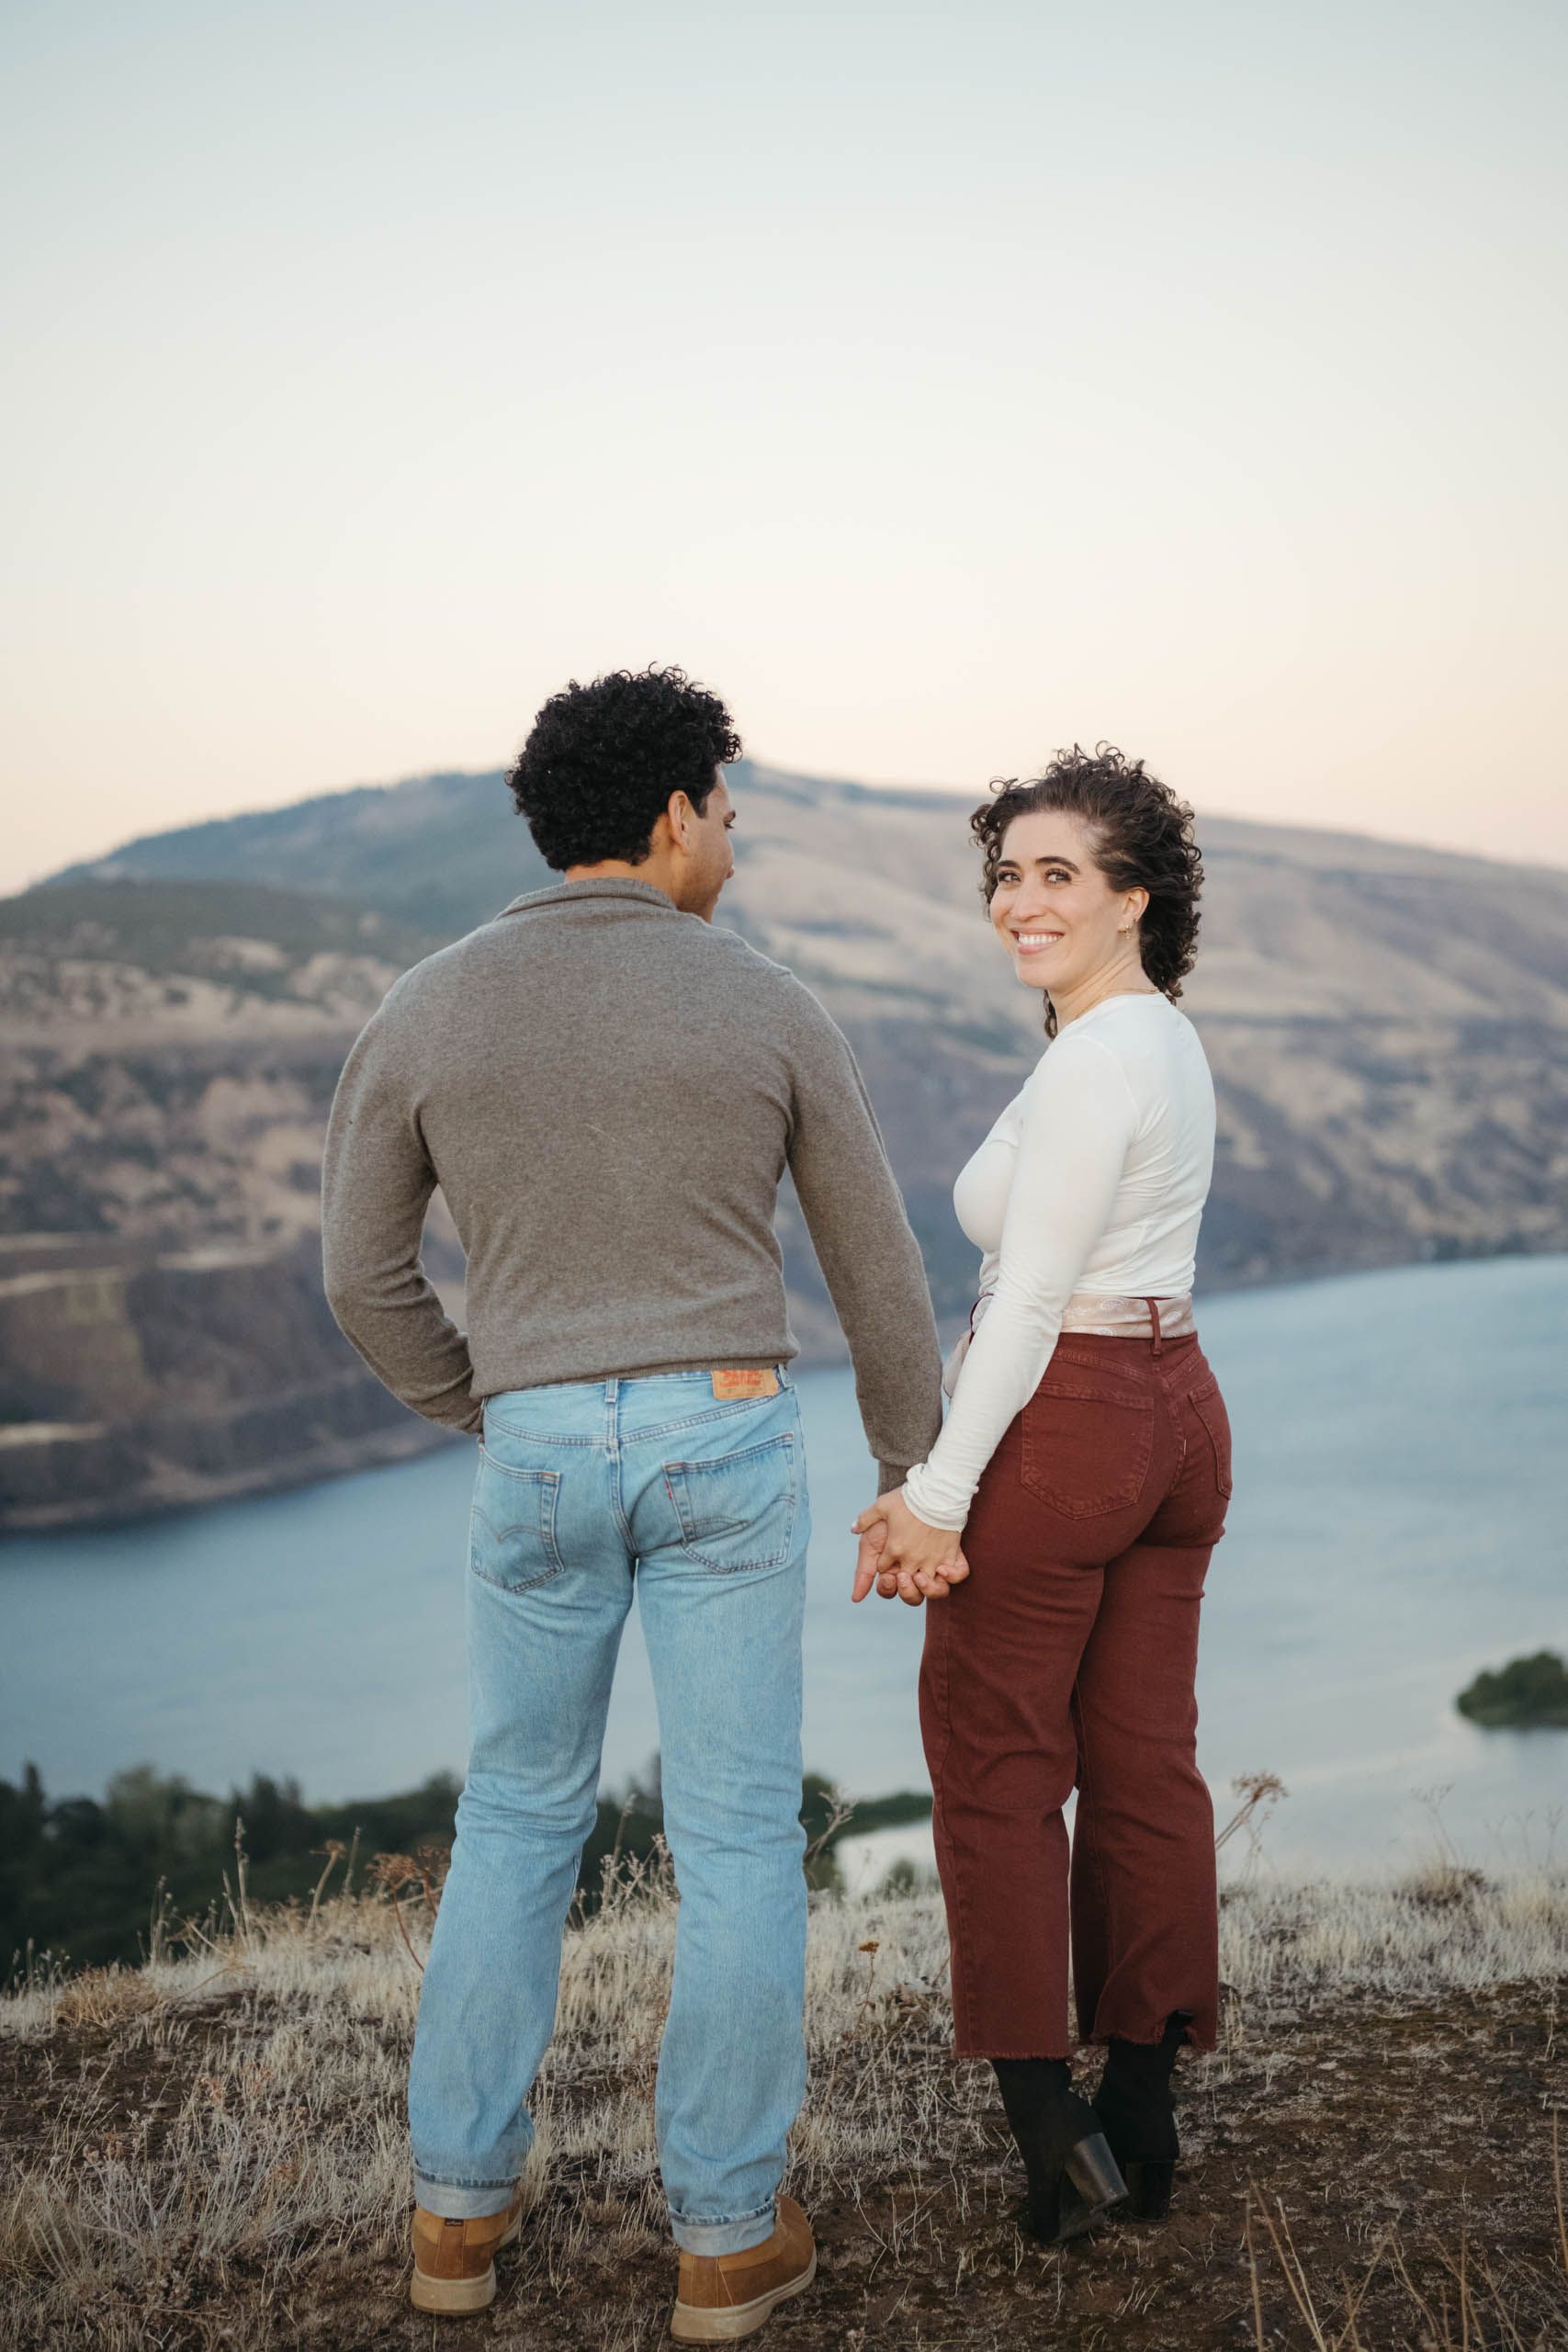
[
  {"xmin": 669, "ymin": 2199, "xmax": 776, "ymax": 2257},
  {"xmin": 412, "ymin": 2168, "xmax": 518, "ymax": 2221},
  {"xmin": 1080, "ymin": 2019, "xmax": 1217, "ymax": 2054},
  {"xmin": 956, "ymin": 2042, "xmax": 1073, "ymax": 2062}
]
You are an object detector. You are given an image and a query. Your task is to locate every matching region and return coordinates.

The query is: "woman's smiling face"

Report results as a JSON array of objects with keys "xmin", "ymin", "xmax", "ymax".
[{"xmin": 988, "ymin": 808, "xmax": 1146, "ymax": 998}]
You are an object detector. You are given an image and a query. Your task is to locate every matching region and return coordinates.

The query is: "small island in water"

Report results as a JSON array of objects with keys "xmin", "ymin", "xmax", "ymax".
[{"xmin": 1456, "ymin": 1650, "xmax": 1568, "ymax": 1729}]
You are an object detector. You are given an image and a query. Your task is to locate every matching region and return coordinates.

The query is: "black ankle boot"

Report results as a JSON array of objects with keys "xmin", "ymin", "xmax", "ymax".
[
  {"xmin": 991, "ymin": 2057, "xmax": 1127, "ymax": 2245},
  {"xmin": 1092, "ymin": 2012, "xmax": 1190, "ymax": 2220}
]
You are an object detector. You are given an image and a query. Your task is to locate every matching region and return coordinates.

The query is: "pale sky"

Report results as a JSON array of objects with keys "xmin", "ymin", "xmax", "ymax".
[{"xmin": 4, "ymin": 0, "xmax": 1565, "ymax": 895}]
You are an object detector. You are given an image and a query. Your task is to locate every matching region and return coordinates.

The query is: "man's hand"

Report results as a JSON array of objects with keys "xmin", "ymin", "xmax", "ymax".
[
  {"xmin": 851, "ymin": 1487, "xmax": 970, "ymax": 1606},
  {"xmin": 852, "ymin": 1515, "xmax": 906, "ymax": 1603}
]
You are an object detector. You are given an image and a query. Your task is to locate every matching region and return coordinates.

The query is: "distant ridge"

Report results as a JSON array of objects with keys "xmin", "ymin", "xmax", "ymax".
[
  {"xmin": 45, "ymin": 757, "xmax": 1565, "ymax": 940},
  {"xmin": 6, "ymin": 757, "xmax": 1566, "ymax": 1527}
]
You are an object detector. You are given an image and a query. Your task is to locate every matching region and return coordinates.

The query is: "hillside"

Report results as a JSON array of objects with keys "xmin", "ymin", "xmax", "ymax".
[
  {"xmin": 4, "ymin": 763, "xmax": 1566, "ymax": 1528},
  {"xmin": 3, "ymin": 1866, "xmax": 1565, "ymax": 2349},
  {"xmin": 0, "ymin": 883, "xmax": 457, "ymax": 1527}
]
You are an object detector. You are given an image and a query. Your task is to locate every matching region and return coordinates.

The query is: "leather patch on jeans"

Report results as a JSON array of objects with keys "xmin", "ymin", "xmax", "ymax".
[{"xmin": 711, "ymin": 1369, "xmax": 780, "ymax": 1400}]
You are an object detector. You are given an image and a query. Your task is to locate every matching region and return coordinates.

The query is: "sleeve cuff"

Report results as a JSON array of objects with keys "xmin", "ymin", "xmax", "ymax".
[{"xmin": 900, "ymin": 1463, "xmax": 970, "ymax": 1533}]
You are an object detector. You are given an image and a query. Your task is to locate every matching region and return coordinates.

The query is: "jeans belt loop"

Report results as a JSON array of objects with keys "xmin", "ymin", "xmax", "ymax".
[{"xmin": 1145, "ymin": 1295, "xmax": 1163, "ymax": 1356}]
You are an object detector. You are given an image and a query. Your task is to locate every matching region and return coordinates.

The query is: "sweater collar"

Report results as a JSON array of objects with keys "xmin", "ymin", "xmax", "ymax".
[{"xmin": 497, "ymin": 876, "xmax": 683, "ymax": 920}]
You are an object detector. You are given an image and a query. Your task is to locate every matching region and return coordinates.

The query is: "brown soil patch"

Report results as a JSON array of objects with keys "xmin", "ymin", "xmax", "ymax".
[{"xmin": 3, "ymin": 1977, "xmax": 1565, "ymax": 2349}]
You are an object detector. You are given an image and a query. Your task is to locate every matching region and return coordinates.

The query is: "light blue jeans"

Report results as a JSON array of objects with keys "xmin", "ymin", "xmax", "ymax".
[{"xmin": 408, "ymin": 1369, "xmax": 811, "ymax": 2256}]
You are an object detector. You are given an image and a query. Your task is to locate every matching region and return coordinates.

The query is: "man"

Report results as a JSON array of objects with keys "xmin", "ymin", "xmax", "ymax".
[{"xmin": 321, "ymin": 665, "xmax": 946, "ymax": 2335}]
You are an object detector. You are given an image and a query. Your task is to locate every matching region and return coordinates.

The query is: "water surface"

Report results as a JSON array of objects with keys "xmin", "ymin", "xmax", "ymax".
[{"xmin": 4, "ymin": 1257, "xmax": 1564, "ymax": 1874}]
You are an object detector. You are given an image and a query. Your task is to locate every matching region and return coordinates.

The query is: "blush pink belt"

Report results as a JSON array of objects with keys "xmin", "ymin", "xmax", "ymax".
[{"xmin": 942, "ymin": 1289, "xmax": 1197, "ymax": 1396}]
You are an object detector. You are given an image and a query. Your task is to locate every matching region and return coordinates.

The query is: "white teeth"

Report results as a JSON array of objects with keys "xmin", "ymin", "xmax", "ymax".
[{"xmin": 1015, "ymin": 933, "xmax": 1062, "ymax": 946}]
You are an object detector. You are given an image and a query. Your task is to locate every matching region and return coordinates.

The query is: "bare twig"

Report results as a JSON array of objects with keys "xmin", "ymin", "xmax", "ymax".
[
  {"xmin": 1215, "ymin": 1772, "xmax": 1288, "ymax": 1854},
  {"xmin": 1245, "ymin": 2195, "xmax": 1268, "ymax": 2352},
  {"xmin": 805, "ymin": 1789, "xmax": 856, "ymax": 1871},
  {"xmin": 306, "ymin": 1840, "xmax": 346, "ymax": 1929}
]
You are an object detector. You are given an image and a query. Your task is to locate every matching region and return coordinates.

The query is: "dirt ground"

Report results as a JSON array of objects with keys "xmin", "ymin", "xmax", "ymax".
[{"xmin": 4, "ymin": 1973, "xmax": 1565, "ymax": 2351}]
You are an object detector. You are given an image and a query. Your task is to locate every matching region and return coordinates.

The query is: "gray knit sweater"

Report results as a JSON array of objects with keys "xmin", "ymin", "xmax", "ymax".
[{"xmin": 321, "ymin": 876, "xmax": 942, "ymax": 1493}]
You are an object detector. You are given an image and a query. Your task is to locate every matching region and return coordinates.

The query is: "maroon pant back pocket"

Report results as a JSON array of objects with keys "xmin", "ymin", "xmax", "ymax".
[{"xmin": 1020, "ymin": 1374, "xmax": 1156, "ymax": 1517}]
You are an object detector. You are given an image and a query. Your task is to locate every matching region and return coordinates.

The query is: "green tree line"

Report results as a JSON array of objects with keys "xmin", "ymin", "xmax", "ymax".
[{"xmin": 1, "ymin": 1762, "xmax": 932, "ymax": 1974}]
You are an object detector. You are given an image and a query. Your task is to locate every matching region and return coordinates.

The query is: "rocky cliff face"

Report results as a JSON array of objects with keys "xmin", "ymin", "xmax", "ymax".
[
  {"xmin": 0, "ymin": 884, "xmax": 463, "ymax": 1528},
  {"xmin": 0, "ymin": 1237, "xmax": 438, "ymax": 1526},
  {"xmin": 6, "ymin": 772, "xmax": 1566, "ymax": 1530}
]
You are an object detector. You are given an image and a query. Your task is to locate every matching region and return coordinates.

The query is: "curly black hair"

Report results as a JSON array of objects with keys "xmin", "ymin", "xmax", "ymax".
[
  {"xmin": 507, "ymin": 665, "xmax": 742, "ymax": 871},
  {"xmin": 971, "ymin": 744, "xmax": 1203, "ymax": 1035}
]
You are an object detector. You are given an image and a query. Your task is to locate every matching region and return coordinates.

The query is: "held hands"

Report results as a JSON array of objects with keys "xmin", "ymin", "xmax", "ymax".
[{"xmin": 850, "ymin": 1487, "xmax": 971, "ymax": 1608}]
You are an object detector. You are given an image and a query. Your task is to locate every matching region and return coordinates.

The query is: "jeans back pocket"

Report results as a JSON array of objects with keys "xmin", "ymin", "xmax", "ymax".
[
  {"xmin": 662, "ymin": 1432, "xmax": 799, "ymax": 1573},
  {"xmin": 470, "ymin": 1449, "xmax": 565, "ymax": 1592},
  {"xmin": 1020, "ymin": 1375, "xmax": 1156, "ymax": 1518}
]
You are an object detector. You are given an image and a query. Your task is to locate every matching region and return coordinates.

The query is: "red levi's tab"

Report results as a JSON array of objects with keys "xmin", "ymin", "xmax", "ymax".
[{"xmin": 710, "ymin": 1369, "xmax": 780, "ymax": 1400}]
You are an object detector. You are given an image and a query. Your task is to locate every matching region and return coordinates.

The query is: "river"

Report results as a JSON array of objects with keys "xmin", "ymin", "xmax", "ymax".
[{"xmin": 4, "ymin": 1256, "xmax": 1564, "ymax": 1878}]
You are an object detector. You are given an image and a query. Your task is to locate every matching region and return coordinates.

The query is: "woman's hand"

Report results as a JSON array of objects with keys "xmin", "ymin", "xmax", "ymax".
[{"xmin": 851, "ymin": 1488, "xmax": 970, "ymax": 1606}]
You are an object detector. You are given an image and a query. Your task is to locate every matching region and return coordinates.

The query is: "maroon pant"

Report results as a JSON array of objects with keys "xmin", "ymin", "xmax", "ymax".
[{"xmin": 919, "ymin": 1329, "xmax": 1231, "ymax": 2059}]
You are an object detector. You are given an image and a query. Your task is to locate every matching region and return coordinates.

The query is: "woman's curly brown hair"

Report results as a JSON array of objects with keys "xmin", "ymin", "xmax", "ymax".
[{"xmin": 971, "ymin": 744, "xmax": 1203, "ymax": 1035}]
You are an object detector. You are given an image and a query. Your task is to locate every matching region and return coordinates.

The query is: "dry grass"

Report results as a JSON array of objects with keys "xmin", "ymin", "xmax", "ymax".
[{"xmin": 2, "ymin": 1861, "xmax": 1566, "ymax": 2348}]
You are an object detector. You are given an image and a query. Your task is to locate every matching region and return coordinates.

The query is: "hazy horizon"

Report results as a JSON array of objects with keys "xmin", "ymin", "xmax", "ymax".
[
  {"xmin": 5, "ymin": 1, "xmax": 1565, "ymax": 895},
  {"xmin": 26, "ymin": 747, "xmax": 1568, "ymax": 897}
]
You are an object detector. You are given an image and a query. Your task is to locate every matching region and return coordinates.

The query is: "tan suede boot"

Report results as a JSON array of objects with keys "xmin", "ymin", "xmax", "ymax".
[
  {"xmin": 671, "ymin": 2196, "xmax": 816, "ymax": 2342},
  {"xmin": 409, "ymin": 2185, "xmax": 524, "ymax": 2314}
]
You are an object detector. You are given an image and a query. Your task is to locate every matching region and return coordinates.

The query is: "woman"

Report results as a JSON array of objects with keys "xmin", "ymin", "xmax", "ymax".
[{"xmin": 852, "ymin": 743, "xmax": 1231, "ymax": 2245}]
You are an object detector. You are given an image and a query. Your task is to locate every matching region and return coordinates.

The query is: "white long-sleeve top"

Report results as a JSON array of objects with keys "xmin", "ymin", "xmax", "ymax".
[{"xmin": 901, "ymin": 991, "xmax": 1216, "ymax": 1531}]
